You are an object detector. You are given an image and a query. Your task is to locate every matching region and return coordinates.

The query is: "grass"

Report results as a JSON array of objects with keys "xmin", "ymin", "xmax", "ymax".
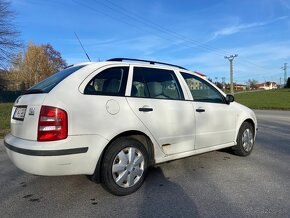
[
  {"xmin": 235, "ymin": 89, "xmax": 290, "ymax": 110},
  {"xmin": 0, "ymin": 103, "xmax": 13, "ymax": 138}
]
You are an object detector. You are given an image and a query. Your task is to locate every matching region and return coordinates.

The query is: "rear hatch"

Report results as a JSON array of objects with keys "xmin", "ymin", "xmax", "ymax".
[
  {"xmin": 10, "ymin": 65, "xmax": 85, "ymax": 141},
  {"xmin": 11, "ymin": 94, "xmax": 47, "ymax": 140}
]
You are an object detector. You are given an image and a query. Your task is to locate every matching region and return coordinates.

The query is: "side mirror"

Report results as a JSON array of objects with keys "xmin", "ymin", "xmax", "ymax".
[{"xmin": 226, "ymin": 94, "xmax": 235, "ymax": 104}]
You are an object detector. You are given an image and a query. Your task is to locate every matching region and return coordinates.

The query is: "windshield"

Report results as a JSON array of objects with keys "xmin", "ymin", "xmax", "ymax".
[{"xmin": 25, "ymin": 65, "xmax": 85, "ymax": 94}]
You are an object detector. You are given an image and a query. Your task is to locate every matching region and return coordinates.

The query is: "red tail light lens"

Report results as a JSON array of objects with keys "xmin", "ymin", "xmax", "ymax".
[{"xmin": 38, "ymin": 106, "xmax": 68, "ymax": 141}]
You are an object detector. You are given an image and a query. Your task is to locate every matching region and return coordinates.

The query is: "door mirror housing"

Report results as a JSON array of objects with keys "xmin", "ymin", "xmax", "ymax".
[{"xmin": 226, "ymin": 94, "xmax": 235, "ymax": 104}]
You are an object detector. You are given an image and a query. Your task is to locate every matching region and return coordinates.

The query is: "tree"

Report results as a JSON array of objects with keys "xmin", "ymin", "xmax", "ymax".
[
  {"xmin": 0, "ymin": 0, "xmax": 21, "ymax": 69},
  {"xmin": 247, "ymin": 79, "xmax": 258, "ymax": 90},
  {"xmin": 8, "ymin": 42, "xmax": 67, "ymax": 90},
  {"xmin": 215, "ymin": 82, "xmax": 223, "ymax": 89},
  {"xmin": 286, "ymin": 77, "xmax": 290, "ymax": 88},
  {"xmin": 0, "ymin": 69, "xmax": 7, "ymax": 90},
  {"xmin": 42, "ymin": 44, "xmax": 67, "ymax": 73}
]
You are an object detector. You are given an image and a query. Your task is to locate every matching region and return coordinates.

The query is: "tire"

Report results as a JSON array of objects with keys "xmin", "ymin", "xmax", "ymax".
[
  {"xmin": 101, "ymin": 137, "xmax": 149, "ymax": 196},
  {"xmin": 233, "ymin": 122, "xmax": 255, "ymax": 156}
]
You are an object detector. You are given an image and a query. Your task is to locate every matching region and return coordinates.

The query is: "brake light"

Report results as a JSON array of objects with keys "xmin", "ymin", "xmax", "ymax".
[{"xmin": 38, "ymin": 106, "xmax": 68, "ymax": 141}]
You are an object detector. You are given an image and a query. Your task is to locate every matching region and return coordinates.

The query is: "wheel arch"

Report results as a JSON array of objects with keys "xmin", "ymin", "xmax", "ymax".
[
  {"xmin": 243, "ymin": 118, "xmax": 256, "ymax": 135},
  {"xmin": 236, "ymin": 117, "xmax": 256, "ymax": 142},
  {"xmin": 90, "ymin": 130, "xmax": 155, "ymax": 183}
]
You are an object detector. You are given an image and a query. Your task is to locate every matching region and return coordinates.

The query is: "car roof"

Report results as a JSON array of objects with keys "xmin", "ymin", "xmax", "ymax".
[
  {"xmin": 70, "ymin": 58, "xmax": 187, "ymax": 71},
  {"xmin": 107, "ymin": 58, "xmax": 188, "ymax": 70},
  {"xmin": 69, "ymin": 58, "xmax": 206, "ymax": 79}
]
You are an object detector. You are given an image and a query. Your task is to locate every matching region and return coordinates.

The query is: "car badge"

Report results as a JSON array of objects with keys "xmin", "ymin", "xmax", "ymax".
[{"xmin": 28, "ymin": 107, "xmax": 35, "ymax": 115}]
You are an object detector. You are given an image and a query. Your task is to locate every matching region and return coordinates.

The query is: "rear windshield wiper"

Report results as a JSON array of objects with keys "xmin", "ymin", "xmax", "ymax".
[{"xmin": 23, "ymin": 89, "xmax": 44, "ymax": 95}]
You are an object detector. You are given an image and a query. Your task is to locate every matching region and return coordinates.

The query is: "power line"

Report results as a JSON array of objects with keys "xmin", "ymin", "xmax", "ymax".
[
  {"xmin": 103, "ymin": 0, "xmax": 282, "ymax": 74},
  {"xmin": 70, "ymin": 0, "xmax": 285, "ymax": 83},
  {"xmin": 101, "ymin": 0, "xmax": 228, "ymax": 56},
  {"xmin": 74, "ymin": 0, "xmax": 274, "ymax": 74},
  {"xmin": 71, "ymin": 0, "xmax": 179, "ymax": 47}
]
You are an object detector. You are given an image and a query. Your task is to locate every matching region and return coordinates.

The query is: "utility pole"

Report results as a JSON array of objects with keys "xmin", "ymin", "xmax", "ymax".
[
  {"xmin": 281, "ymin": 63, "xmax": 288, "ymax": 87},
  {"xmin": 224, "ymin": 54, "xmax": 238, "ymax": 95}
]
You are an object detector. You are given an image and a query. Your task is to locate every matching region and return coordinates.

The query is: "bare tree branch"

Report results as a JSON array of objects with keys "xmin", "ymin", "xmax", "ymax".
[{"xmin": 0, "ymin": 0, "xmax": 21, "ymax": 69}]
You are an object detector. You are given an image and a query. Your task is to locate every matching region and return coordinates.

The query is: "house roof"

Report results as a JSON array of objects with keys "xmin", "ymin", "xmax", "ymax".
[
  {"xmin": 234, "ymin": 84, "xmax": 246, "ymax": 87},
  {"xmin": 256, "ymin": 82, "xmax": 278, "ymax": 87}
]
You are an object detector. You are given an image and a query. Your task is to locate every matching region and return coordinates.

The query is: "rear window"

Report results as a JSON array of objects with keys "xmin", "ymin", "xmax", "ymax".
[
  {"xmin": 25, "ymin": 65, "xmax": 85, "ymax": 94},
  {"xmin": 84, "ymin": 66, "xmax": 129, "ymax": 96}
]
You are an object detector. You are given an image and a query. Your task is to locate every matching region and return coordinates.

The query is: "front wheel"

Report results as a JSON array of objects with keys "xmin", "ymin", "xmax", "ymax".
[
  {"xmin": 101, "ymin": 137, "xmax": 149, "ymax": 196},
  {"xmin": 233, "ymin": 122, "xmax": 255, "ymax": 156}
]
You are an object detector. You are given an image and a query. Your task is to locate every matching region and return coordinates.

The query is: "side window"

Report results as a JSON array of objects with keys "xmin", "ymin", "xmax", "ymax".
[
  {"xmin": 131, "ymin": 67, "xmax": 184, "ymax": 100},
  {"xmin": 181, "ymin": 72, "xmax": 225, "ymax": 103},
  {"xmin": 84, "ymin": 67, "xmax": 129, "ymax": 96}
]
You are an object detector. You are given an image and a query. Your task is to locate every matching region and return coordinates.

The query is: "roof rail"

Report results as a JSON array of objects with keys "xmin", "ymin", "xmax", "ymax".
[{"xmin": 107, "ymin": 58, "xmax": 188, "ymax": 70}]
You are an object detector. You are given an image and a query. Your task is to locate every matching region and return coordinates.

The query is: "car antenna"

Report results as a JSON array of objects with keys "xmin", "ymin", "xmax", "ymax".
[{"xmin": 74, "ymin": 32, "xmax": 91, "ymax": 62}]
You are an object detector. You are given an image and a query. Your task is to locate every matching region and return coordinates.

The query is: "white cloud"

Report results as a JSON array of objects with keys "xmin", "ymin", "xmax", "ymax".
[
  {"xmin": 166, "ymin": 40, "xmax": 290, "ymax": 83},
  {"xmin": 63, "ymin": 31, "xmax": 290, "ymax": 84},
  {"xmin": 64, "ymin": 35, "xmax": 181, "ymax": 64},
  {"xmin": 65, "ymin": 38, "xmax": 290, "ymax": 83},
  {"xmin": 211, "ymin": 16, "xmax": 288, "ymax": 40}
]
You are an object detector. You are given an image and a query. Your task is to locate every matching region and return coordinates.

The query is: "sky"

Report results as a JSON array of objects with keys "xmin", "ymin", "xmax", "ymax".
[{"xmin": 11, "ymin": 0, "xmax": 290, "ymax": 84}]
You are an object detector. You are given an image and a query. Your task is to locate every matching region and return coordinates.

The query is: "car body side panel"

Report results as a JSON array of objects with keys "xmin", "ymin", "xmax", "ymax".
[
  {"xmin": 44, "ymin": 65, "xmax": 166, "ymax": 162},
  {"xmin": 5, "ymin": 61, "xmax": 257, "ymax": 176},
  {"xmin": 155, "ymin": 141, "xmax": 235, "ymax": 164},
  {"xmin": 232, "ymin": 102, "xmax": 257, "ymax": 140}
]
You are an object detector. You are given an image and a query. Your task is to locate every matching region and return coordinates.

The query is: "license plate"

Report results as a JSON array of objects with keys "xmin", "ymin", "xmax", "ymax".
[{"xmin": 13, "ymin": 106, "xmax": 27, "ymax": 121}]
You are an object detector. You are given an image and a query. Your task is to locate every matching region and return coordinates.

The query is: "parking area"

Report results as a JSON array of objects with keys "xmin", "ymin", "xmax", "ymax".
[{"xmin": 0, "ymin": 110, "xmax": 289, "ymax": 217}]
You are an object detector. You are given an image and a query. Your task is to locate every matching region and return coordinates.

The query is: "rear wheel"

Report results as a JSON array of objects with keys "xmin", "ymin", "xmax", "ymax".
[
  {"xmin": 101, "ymin": 137, "xmax": 149, "ymax": 196},
  {"xmin": 233, "ymin": 122, "xmax": 255, "ymax": 156}
]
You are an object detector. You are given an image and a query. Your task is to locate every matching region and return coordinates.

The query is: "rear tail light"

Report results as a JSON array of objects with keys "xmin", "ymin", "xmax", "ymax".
[{"xmin": 38, "ymin": 106, "xmax": 68, "ymax": 141}]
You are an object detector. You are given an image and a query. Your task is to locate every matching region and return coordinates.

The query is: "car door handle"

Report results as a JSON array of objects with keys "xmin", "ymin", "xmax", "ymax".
[
  {"xmin": 139, "ymin": 107, "xmax": 153, "ymax": 112},
  {"xmin": 196, "ymin": 108, "xmax": 205, "ymax": 113}
]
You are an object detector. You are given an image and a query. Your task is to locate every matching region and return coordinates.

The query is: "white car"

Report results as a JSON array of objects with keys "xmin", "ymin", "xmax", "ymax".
[{"xmin": 4, "ymin": 58, "xmax": 257, "ymax": 195}]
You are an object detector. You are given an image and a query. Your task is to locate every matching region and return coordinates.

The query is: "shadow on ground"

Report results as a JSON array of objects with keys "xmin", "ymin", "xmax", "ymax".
[{"xmin": 138, "ymin": 167, "xmax": 199, "ymax": 217}]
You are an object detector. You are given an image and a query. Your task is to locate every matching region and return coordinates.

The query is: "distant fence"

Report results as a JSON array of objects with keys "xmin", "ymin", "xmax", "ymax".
[{"xmin": 0, "ymin": 91, "xmax": 22, "ymax": 103}]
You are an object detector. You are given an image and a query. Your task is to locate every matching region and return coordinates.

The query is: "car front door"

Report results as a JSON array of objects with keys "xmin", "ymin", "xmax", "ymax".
[
  {"xmin": 126, "ymin": 66, "xmax": 196, "ymax": 155},
  {"xmin": 181, "ymin": 72, "xmax": 237, "ymax": 150}
]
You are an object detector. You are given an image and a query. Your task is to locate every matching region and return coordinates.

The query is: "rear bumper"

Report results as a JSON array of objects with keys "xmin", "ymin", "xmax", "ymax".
[
  {"xmin": 4, "ymin": 134, "xmax": 108, "ymax": 176},
  {"xmin": 4, "ymin": 141, "xmax": 88, "ymax": 156}
]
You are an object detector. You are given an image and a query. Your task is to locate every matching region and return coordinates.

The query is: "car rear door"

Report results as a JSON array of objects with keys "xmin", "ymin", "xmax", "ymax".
[{"xmin": 126, "ymin": 66, "xmax": 196, "ymax": 155}]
